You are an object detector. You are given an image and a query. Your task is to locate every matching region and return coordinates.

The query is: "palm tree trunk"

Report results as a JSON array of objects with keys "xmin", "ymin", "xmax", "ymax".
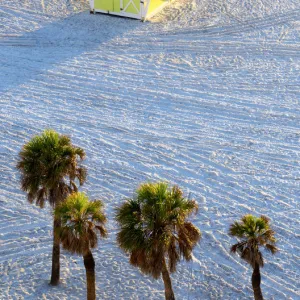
[
  {"xmin": 83, "ymin": 250, "xmax": 96, "ymax": 300},
  {"xmin": 252, "ymin": 263, "xmax": 264, "ymax": 300},
  {"xmin": 50, "ymin": 216, "xmax": 61, "ymax": 285},
  {"xmin": 161, "ymin": 257, "xmax": 175, "ymax": 300}
]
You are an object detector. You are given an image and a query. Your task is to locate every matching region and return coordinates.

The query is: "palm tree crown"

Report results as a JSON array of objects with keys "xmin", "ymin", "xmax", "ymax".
[
  {"xmin": 55, "ymin": 192, "xmax": 107, "ymax": 255},
  {"xmin": 55, "ymin": 192, "xmax": 107, "ymax": 300},
  {"xmin": 116, "ymin": 182, "xmax": 201, "ymax": 279},
  {"xmin": 17, "ymin": 129, "xmax": 86, "ymax": 207},
  {"xmin": 229, "ymin": 215, "xmax": 278, "ymax": 267}
]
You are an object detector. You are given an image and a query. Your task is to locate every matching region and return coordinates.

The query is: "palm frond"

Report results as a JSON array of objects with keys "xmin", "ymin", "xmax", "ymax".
[
  {"xmin": 17, "ymin": 129, "xmax": 86, "ymax": 208},
  {"xmin": 230, "ymin": 243, "xmax": 239, "ymax": 253},
  {"xmin": 95, "ymin": 225, "xmax": 108, "ymax": 238},
  {"xmin": 265, "ymin": 243, "xmax": 278, "ymax": 255},
  {"xmin": 168, "ymin": 236, "xmax": 179, "ymax": 273},
  {"xmin": 229, "ymin": 214, "xmax": 277, "ymax": 268},
  {"xmin": 55, "ymin": 192, "xmax": 107, "ymax": 255},
  {"xmin": 184, "ymin": 222, "xmax": 201, "ymax": 244},
  {"xmin": 115, "ymin": 182, "xmax": 201, "ymax": 279}
]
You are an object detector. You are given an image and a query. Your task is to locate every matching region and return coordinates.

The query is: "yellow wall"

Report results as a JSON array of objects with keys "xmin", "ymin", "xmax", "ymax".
[{"xmin": 147, "ymin": 0, "xmax": 167, "ymax": 16}]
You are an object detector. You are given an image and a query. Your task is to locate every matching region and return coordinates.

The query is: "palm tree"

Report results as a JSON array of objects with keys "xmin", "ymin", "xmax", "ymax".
[
  {"xmin": 115, "ymin": 182, "xmax": 201, "ymax": 300},
  {"xmin": 16, "ymin": 129, "xmax": 86, "ymax": 285},
  {"xmin": 229, "ymin": 215, "xmax": 278, "ymax": 300},
  {"xmin": 55, "ymin": 192, "xmax": 107, "ymax": 300}
]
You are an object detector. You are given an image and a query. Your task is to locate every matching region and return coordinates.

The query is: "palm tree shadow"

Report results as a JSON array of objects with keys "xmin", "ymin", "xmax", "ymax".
[{"xmin": 0, "ymin": 10, "xmax": 140, "ymax": 93}]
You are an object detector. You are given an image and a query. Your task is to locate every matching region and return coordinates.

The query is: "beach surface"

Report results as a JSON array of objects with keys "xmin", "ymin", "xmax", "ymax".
[{"xmin": 0, "ymin": 0, "xmax": 299, "ymax": 299}]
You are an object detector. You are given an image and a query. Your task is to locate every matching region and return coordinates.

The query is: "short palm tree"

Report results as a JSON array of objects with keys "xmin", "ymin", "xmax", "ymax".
[
  {"xmin": 55, "ymin": 192, "xmax": 107, "ymax": 300},
  {"xmin": 115, "ymin": 182, "xmax": 201, "ymax": 300},
  {"xmin": 17, "ymin": 129, "xmax": 86, "ymax": 285},
  {"xmin": 229, "ymin": 215, "xmax": 278, "ymax": 300}
]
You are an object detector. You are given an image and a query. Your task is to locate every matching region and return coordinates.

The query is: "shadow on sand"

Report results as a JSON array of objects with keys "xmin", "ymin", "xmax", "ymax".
[{"xmin": 0, "ymin": 9, "xmax": 141, "ymax": 93}]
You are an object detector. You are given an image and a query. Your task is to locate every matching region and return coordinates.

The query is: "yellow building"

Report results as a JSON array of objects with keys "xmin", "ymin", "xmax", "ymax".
[{"xmin": 89, "ymin": 0, "xmax": 170, "ymax": 20}]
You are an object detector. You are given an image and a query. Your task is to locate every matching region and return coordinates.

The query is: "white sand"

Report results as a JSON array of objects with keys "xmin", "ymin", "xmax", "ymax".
[{"xmin": 0, "ymin": 0, "xmax": 299, "ymax": 299}]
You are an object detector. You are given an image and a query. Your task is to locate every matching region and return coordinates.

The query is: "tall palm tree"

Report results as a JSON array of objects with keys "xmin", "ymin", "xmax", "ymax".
[
  {"xmin": 115, "ymin": 182, "xmax": 201, "ymax": 300},
  {"xmin": 55, "ymin": 192, "xmax": 107, "ymax": 300},
  {"xmin": 229, "ymin": 215, "xmax": 278, "ymax": 300},
  {"xmin": 16, "ymin": 129, "xmax": 86, "ymax": 285}
]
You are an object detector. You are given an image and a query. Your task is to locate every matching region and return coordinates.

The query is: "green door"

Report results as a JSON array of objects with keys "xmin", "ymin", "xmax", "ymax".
[
  {"xmin": 122, "ymin": 0, "xmax": 140, "ymax": 15},
  {"xmin": 95, "ymin": 0, "xmax": 120, "ymax": 12}
]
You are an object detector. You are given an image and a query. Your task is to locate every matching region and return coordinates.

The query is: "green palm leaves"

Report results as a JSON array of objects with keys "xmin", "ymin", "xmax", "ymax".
[
  {"xmin": 116, "ymin": 182, "xmax": 201, "ymax": 279},
  {"xmin": 17, "ymin": 129, "xmax": 87, "ymax": 285},
  {"xmin": 16, "ymin": 130, "xmax": 280, "ymax": 300},
  {"xmin": 229, "ymin": 215, "xmax": 278, "ymax": 300},
  {"xmin": 17, "ymin": 129, "xmax": 86, "ymax": 207},
  {"xmin": 55, "ymin": 192, "xmax": 107, "ymax": 300},
  {"xmin": 229, "ymin": 215, "xmax": 278, "ymax": 267},
  {"xmin": 55, "ymin": 192, "xmax": 107, "ymax": 255}
]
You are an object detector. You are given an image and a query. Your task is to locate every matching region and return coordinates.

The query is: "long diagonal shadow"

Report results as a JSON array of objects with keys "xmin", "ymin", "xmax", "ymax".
[{"xmin": 0, "ymin": 9, "xmax": 140, "ymax": 93}]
